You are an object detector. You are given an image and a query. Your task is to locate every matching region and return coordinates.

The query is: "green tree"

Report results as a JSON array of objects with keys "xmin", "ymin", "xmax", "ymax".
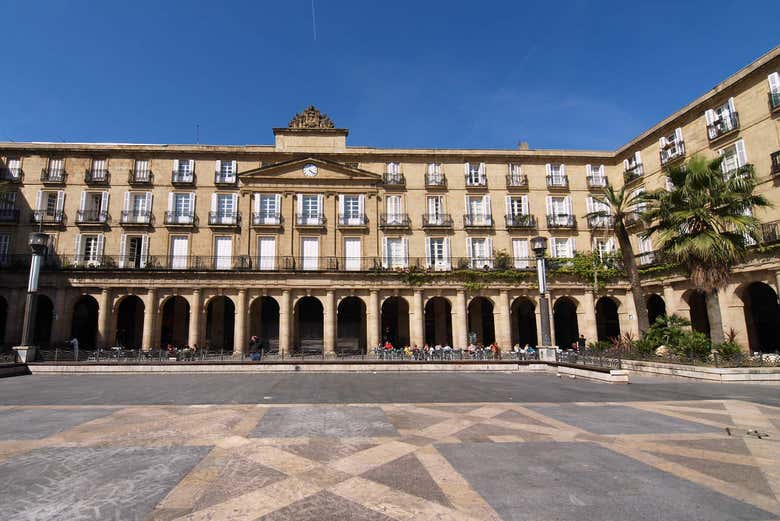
[
  {"xmin": 643, "ymin": 155, "xmax": 769, "ymax": 344},
  {"xmin": 586, "ymin": 184, "xmax": 650, "ymax": 334}
]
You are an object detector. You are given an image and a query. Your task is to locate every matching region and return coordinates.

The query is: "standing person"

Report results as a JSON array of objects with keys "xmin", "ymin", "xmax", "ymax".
[
  {"xmin": 248, "ymin": 335, "xmax": 260, "ymax": 361},
  {"xmin": 69, "ymin": 336, "xmax": 79, "ymax": 361},
  {"xmin": 577, "ymin": 334, "xmax": 586, "ymax": 351}
]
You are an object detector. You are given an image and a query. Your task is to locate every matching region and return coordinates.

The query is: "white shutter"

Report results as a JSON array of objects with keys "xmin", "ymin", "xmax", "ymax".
[
  {"xmin": 382, "ymin": 237, "xmax": 389, "ymax": 268},
  {"xmin": 100, "ymin": 191, "xmax": 109, "ymax": 213},
  {"xmin": 586, "ymin": 196, "xmax": 594, "ymax": 213},
  {"xmin": 674, "ymin": 127, "xmax": 683, "ymax": 143},
  {"xmin": 79, "ymin": 191, "xmax": 86, "ymax": 212},
  {"xmin": 145, "ymin": 193, "xmax": 153, "ymax": 221},
  {"xmin": 215, "ymin": 159, "xmax": 221, "ymax": 173},
  {"xmin": 623, "ymin": 158, "xmax": 629, "ymax": 170},
  {"xmin": 545, "ymin": 163, "xmax": 551, "ymax": 176},
  {"xmin": 634, "ymin": 151, "xmax": 641, "ymax": 164},
  {"xmin": 466, "ymin": 237, "xmax": 473, "ymax": 261},
  {"xmin": 735, "ymin": 140, "xmax": 747, "ymax": 167},
  {"xmin": 119, "ymin": 234, "xmax": 127, "ymax": 268},
  {"xmin": 659, "ymin": 136, "xmax": 667, "ymax": 148},
  {"xmin": 123, "ymin": 192, "xmax": 130, "ymax": 212},
  {"xmin": 463, "ymin": 195, "xmax": 469, "ymax": 215},
  {"xmin": 210, "ymin": 193, "xmax": 217, "ymax": 212},
  {"xmin": 358, "ymin": 194, "xmax": 365, "ymax": 216},
  {"xmin": 56, "ymin": 191, "xmax": 65, "ymax": 212},
  {"xmin": 188, "ymin": 159, "xmax": 195, "ymax": 171},
  {"xmin": 727, "ymin": 97, "xmax": 736, "ymax": 114},
  {"xmin": 402, "ymin": 237, "xmax": 409, "ymax": 267},
  {"xmin": 189, "ymin": 193, "xmax": 195, "ymax": 213},
  {"xmin": 231, "ymin": 193, "xmax": 238, "ymax": 214},
  {"xmin": 521, "ymin": 195, "xmax": 529, "ymax": 215},
  {"xmin": 560, "ymin": 164, "xmax": 566, "ymax": 176},
  {"xmin": 172, "ymin": 159, "xmax": 179, "ymax": 172},
  {"xmin": 253, "ymin": 193, "xmax": 260, "ymax": 214},
  {"xmin": 35, "ymin": 191, "xmax": 43, "ymax": 211},
  {"xmin": 95, "ymin": 234, "xmax": 105, "ymax": 264},
  {"xmin": 425, "ymin": 237, "xmax": 432, "ymax": 268},
  {"xmin": 296, "ymin": 194, "xmax": 303, "ymax": 215},
  {"xmin": 167, "ymin": 192, "xmax": 174, "ymax": 212},
  {"xmin": 484, "ymin": 195, "xmax": 491, "ymax": 216},
  {"xmin": 545, "ymin": 196, "xmax": 552, "ymax": 216},
  {"xmin": 486, "ymin": 238, "xmax": 493, "ymax": 258},
  {"xmin": 504, "ymin": 195, "xmax": 511, "ymax": 216},
  {"xmin": 317, "ymin": 194, "xmax": 323, "ymax": 217},
  {"xmin": 140, "ymin": 235, "xmax": 149, "ymax": 268},
  {"xmin": 443, "ymin": 237, "xmax": 450, "ymax": 268},
  {"xmin": 464, "ymin": 162, "xmax": 470, "ymax": 176},
  {"xmin": 565, "ymin": 196, "xmax": 572, "ymax": 215},
  {"xmin": 274, "ymin": 194, "xmax": 281, "ymax": 217},
  {"xmin": 338, "ymin": 194, "xmax": 345, "ymax": 218},
  {"xmin": 586, "ymin": 164, "xmax": 592, "ymax": 177},
  {"xmin": 74, "ymin": 235, "xmax": 83, "ymax": 263},
  {"xmin": 568, "ymin": 237, "xmax": 575, "ymax": 257},
  {"xmin": 769, "ymin": 72, "xmax": 780, "ymax": 93},
  {"xmin": 479, "ymin": 162, "xmax": 486, "ymax": 182},
  {"xmin": 704, "ymin": 109, "xmax": 715, "ymax": 125}
]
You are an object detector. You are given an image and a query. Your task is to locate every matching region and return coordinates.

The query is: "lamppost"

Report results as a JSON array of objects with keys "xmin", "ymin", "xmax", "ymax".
[
  {"xmin": 530, "ymin": 236, "xmax": 554, "ymax": 353},
  {"xmin": 14, "ymin": 232, "xmax": 49, "ymax": 362}
]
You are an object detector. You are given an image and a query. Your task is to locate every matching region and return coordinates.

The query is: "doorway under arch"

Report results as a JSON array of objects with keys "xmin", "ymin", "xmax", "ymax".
[
  {"xmin": 33, "ymin": 294, "xmax": 54, "ymax": 347},
  {"xmin": 71, "ymin": 295, "xmax": 99, "ymax": 349},
  {"xmin": 115, "ymin": 296, "xmax": 144, "ymax": 349},
  {"xmin": 381, "ymin": 297, "xmax": 409, "ymax": 348},
  {"xmin": 0, "ymin": 296, "xmax": 7, "ymax": 345},
  {"xmin": 160, "ymin": 296, "xmax": 190, "ymax": 348},
  {"xmin": 742, "ymin": 282, "xmax": 780, "ymax": 353},
  {"xmin": 294, "ymin": 296, "xmax": 323, "ymax": 354},
  {"xmin": 595, "ymin": 297, "xmax": 621, "ymax": 342},
  {"xmin": 206, "ymin": 296, "xmax": 235, "ymax": 351},
  {"xmin": 468, "ymin": 297, "xmax": 495, "ymax": 345},
  {"xmin": 337, "ymin": 296, "xmax": 366, "ymax": 355},
  {"xmin": 686, "ymin": 291, "xmax": 710, "ymax": 338},
  {"xmin": 646, "ymin": 294, "xmax": 666, "ymax": 326},
  {"xmin": 553, "ymin": 297, "xmax": 579, "ymax": 349},
  {"xmin": 249, "ymin": 296, "xmax": 279, "ymax": 353},
  {"xmin": 510, "ymin": 298, "xmax": 537, "ymax": 347},
  {"xmin": 424, "ymin": 297, "xmax": 452, "ymax": 346}
]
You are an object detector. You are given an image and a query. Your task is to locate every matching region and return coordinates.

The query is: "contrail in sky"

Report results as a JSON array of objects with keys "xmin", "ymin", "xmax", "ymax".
[{"xmin": 311, "ymin": 0, "xmax": 317, "ymax": 41}]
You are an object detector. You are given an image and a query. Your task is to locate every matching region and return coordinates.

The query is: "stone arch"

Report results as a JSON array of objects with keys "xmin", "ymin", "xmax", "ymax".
[
  {"xmin": 553, "ymin": 296, "xmax": 579, "ymax": 349},
  {"xmin": 249, "ymin": 296, "xmax": 279, "ymax": 353},
  {"xmin": 646, "ymin": 294, "xmax": 666, "ymax": 326},
  {"xmin": 294, "ymin": 296, "xmax": 323, "ymax": 354},
  {"xmin": 424, "ymin": 296, "xmax": 452, "ymax": 346},
  {"xmin": 741, "ymin": 282, "xmax": 780, "ymax": 353},
  {"xmin": 381, "ymin": 296, "xmax": 409, "ymax": 348},
  {"xmin": 467, "ymin": 296, "xmax": 495, "ymax": 345},
  {"xmin": 510, "ymin": 297, "xmax": 537, "ymax": 347},
  {"xmin": 115, "ymin": 295, "xmax": 144, "ymax": 349},
  {"xmin": 683, "ymin": 290, "xmax": 710, "ymax": 337},
  {"xmin": 160, "ymin": 296, "xmax": 190, "ymax": 348},
  {"xmin": 33, "ymin": 294, "xmax": 54, "ymax": 347},
  {"xmin": 337, "ymin": 296, "xmax": 366, "ymax": 355},
  {"xmin": 71, "ymin": 295, "xmax": 99, "ymax": 349},
  {"xmin": 595, "ymin": 296, "xmax": 621, "ymax": 342},
  {"xmin": 205, "ymin": 296, "xmax": 235, "ymax": 351}
]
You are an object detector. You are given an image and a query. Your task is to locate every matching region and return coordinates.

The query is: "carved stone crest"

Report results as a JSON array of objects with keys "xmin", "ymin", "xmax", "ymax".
[{"xmin": 289, "ymin": 106, "xmax": 335, "ymax": 129}]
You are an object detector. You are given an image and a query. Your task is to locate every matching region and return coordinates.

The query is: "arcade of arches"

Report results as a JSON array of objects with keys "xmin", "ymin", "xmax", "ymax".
[{"xmin": 1, "ymin": 278, "xmax": 779, "ymax": 355}]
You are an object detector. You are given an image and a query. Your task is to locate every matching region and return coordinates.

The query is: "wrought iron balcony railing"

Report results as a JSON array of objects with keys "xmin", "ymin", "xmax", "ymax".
[
  {"xmin": 587, "ymin": 215, "xmax": 613, "ymax": 229},
  {"xmin": 164, "ymin": 211, "xmax": 196, "ymax": 226},
  {"xmin": 0, "ymin": 208, "xmax": 20, "ymax": 223},
  {"xmin": 422, "ymin": 214, "xmax": 453, "ymax": 227},
  {"xmin": 771, "ymin": 151, "xmax": 780, "ymax": 177},
  {"xmin": 546, "ymin": 214, "xmax": 575, "ymax": 228},
  {"xmin": 379, "ymin": 213, "xmax": 411, "ymax": 228},
  {"xmin": 546, "ymin": 175, "xmax": 568, "ymax": 189},
  {"xmin": 85, "ymin": 168, "xmax": 109, "ymax": 184},
  {"xmin": 586, "ymin": 176, "xmax": 607, "ymax": 188},
  {"xmin": 214, "ymin": 172, "xmax": 237, "ymax": 186},
  {"xmin": 660, "ymin": 142, "xmax": 685, "ymax": 165},
  {"xmin": 120, "ymin": 210, "xmax": 152, "ymax": 224},
  {"xmin": 128, "ymin": 168, "xmax": 153, "ymax": 185},
  {"xmin": 171, "ymin": 171, "xmax": 195, "ymax": 185},
  {"xmin": 623, "ymin": 164, "xmax": 644, "ymax": 183},
  {"xmin": 76, "ymin": 209, "xmax": 109, "ymax": 224},
  {"xmin": 506, "ymin": 174, "xmax": 528, "ymax": 189},
  {"xmin": 31, "ymin": 210, "xmax": 64, "ymax": 224},
  {"xmin": 252, "ymin": 211, "xmax": 282, "ymax": 226},
  {"xmin": 463, "ymin": 214, "xmax": 493, "ymax": 227},
  {"xmin": 465, "ymin": 174, "xmax": 487, "ymax": 188},
  {"xmin": 41, "ymin": 168, "xmax": 66, "ymax": 184},
  {"xmin": 760, "ymin": 220, "xmax": 780, "ymax": 244},
  {"xmin": 338, "ymin": 214, "xmax": 368, "ymax": 226},
  {"xmin": 707, "ymin": 112, "xmax": 740, "ymax": 141},
  {"xmin": 208, "ymin": 211, "xmax": 241, "ymax": 226},
  {"xmin": 769, "ymin": 91, "xmax": 780, "ymax": 112},
  {"xmin": 295, "ymin": 213, "xmax": 326, "ymax": 226},
  {"xmin": 383, "ymin": 172, "xmax": 405, "ymax": 187},
  {"xmin": 425, "ymin": 173, "xmax": 447, "ymax": 188},
  {"xmin": 0, "ymin": 167, "xmax": 22, "ymax": 182},
  {"xmin": 636, "ymin": 251, "xmax": 657, "ymax": 266},
  {"xmin": 505, "ymin": 214, "xmax": 536, "ymax": 229}
]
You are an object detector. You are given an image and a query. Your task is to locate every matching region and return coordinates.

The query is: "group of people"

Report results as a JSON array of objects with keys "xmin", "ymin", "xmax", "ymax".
[{"xmin": 375, "ymin": 340, "xmax": 538, "ymax": 360}]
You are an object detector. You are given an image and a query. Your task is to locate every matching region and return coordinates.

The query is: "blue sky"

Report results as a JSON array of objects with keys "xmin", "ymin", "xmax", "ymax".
[{"xmin": 1, "ymin": 1, "xmax": 777, "ymax": 150}]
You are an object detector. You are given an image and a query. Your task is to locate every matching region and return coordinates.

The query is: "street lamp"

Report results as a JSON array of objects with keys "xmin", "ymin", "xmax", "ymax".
[
  {"xmin": 14, "ymin": 232, "xmax": 49, "ymax": 362},
  {"xmin": 530, "ymin": 236, "xmax": 553, "ymax": 349}
]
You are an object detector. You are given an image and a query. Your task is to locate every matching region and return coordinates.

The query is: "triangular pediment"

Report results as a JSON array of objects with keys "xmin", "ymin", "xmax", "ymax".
[{"xmin": 239, "ymin": 157, "xmax": 381, "ymax": 185}]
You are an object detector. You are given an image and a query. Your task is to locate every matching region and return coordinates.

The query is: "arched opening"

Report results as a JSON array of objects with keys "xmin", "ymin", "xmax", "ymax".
[
  {"xmin": 553, "ymin": 297, "xmax": 579, "ymax": 349},
  {"xmin": 0, "ymin": 296, "xmax": 7, "ymax": 345},
  {"xmin": 160, "ymin": 296, "xmax": 190, "ymax": 348},
  {"xmin": 115, "ymin": 296, "xmax": 144, "ymax": 349},
  {"xmin": 743, "ymin": 282, "xmax": 780, "ymax": 353},
  {"xmin": 337, "ymin": 297, "xmax": 366, "ymax": 355},
  {"xmin": 511, "ymin": 298, "xmax": 538, "ymax": 347},
  {"xmin": 381, "ymin": 297, "xmax": 409, "ymax": 347},
  {"xmin": 595, "ymin": 297, "xmax": 621, "ymax": 342},
  {"xmin": 71, "ymin": 295, "xmax": 99, "ymax": 349},
  {"xmin": 686, "ymin": 291, "xmax": 710, "ymax": 338},
  {"xmin": 32, "ymin": 295, "xmax": 54, "ymax": 346},
  {"xmin": 646, "ymin": 294, "xmax": 666, "ymax": 326},
  {"xmin": 294, "ymin": 296, "xmax": 323, "ymax": 354},
  {"xmin": 206, "ymin": 296, "xmax": 235, "ymax": 351},
  {"xmin": 468, "ymin": 297, "xmax": 495, "ymax": 345},
  {"xmin": 249, "ymin": 296, "xmax": 279, "ymax": 353},
  {"xmin": 425, "ymin": 297, "xmax": 452, "ymax": 346}
]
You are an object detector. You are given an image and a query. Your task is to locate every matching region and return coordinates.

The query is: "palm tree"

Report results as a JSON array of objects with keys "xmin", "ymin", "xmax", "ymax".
[
  {"xmin": 643, "ymin": 155, "xmax": 770, "ymax": 344},
  {"xmin": 586, "ymin": 184, "xmax": 651, "ymax": 334}
]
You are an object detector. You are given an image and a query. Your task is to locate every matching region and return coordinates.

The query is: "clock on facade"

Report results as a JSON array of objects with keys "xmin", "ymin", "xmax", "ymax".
[{"xmin": 303, "ymin": 163, "xmax": 318, "ymax": 177}]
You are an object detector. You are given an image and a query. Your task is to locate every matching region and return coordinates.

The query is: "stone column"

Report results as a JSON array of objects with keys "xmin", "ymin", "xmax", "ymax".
[
  {"xmin": 97, "ymin": 288, "xmax": 111, "ymax": 349},
  {"xmin": 496, "ymin": 290, "xmax": 512, "ymax": 349},
  {"xmin": 52, "ymin": 287, "xmax": 68, "ymax": 345},
  {"xmin": 663, "ymin": 285, "xmax": 677, "ymax": 316},
  {"xmin": 234, "ymin": 289, "xmax": 247, "ymax": 358},
  {"xmin": 579, "ymin": 291, "xmax": 597, "ymax": 345},
  {"xmin": 412, "ymin": 290, "xmax": 424, "ymax": 347},
  {"xmin": 323, "ymin": 291, "xmax": 335, "ymax": 355},
  {"xmin": 619, "ymin": 293, "xmax": 640, "ymax": 338},
  {"xmin": 775, "ymin": 272, "xmax": 780, "ymax": 303},
  {"xmin": 367, "ymin": 290, "xmax": 380, "ymax": 350},
  {"xmin": 142, "ymin": 288, "xmax": 157, "ymax": 351},
  {"xmin": 4, "ymin": 288, "xmax": 21, "ymax": 345},
  {"xmin": 454, "ymin": 290, "xmax": 467, "ymax": 348},
  {"xmin": 278, "ymin": 290, "xmax": 290, "ymax": 356},
  {"xmin": 188, "ymin": 289, "xmax": 201, "ymax": 349}
]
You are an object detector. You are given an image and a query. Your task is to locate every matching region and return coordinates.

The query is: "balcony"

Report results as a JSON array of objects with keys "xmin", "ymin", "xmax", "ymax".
[
  {"xmin": 660, "ymin": 142, "xmax": 685, "ymax": 165},
  {"xmin": 76, "ymin": 209, "xmax": 109, "ymax": 225},
  {"xmin": 547, "ymin": 214, "xmax": 575, "ymax": 229},
  {"xmin": 506, "ymin": 174, "xmax": 528, "ymax": 190},
  {"xmin": 208, "ymin": 211, "xmax": 241, "ymax": 227},
  {"xmin": 41, "ymin": 167, "xmax": 66, "ymax": 184},
  {"xmin": 0, "ymin": 167, "xmax": 22, "ymax": 182},
  {"xmin": 164, "ymin": 211, "xmax": 196, "ymax": 226},
  {"xmin": 465, "ymin": 175, "xmax": 488, "ymax": 189},
  {"xmin": 85, "ymin": 168, "xmax": 110, "ymax": 185},
  {"xmin": 505, "ymin": 214, "xmax": 536, "ymax": 229},
  {"xmin": 171, "ymin": 171, "xmax": 195, "ymax": 186},
  {"xmin": 120, "ymin": 210, "xmax": 152, "ymax": 225},
  {"xmin": 295, "ymin": 213, "xmax": 326, "ymax": 227},
  {"xmin": 624, "ymin": 211, "xmax": 643, "ymax": 228},
  {"xmin": 252, "ymin": 211, "xmax": 282, "ymax": 227},
  {"xmin": 31, "ymin": 210, "xmax": 64, "ymax": 225},
  {"xmin": 707, "ymin": 112, "xmax": 740, "ymax": 141},
  {"xmin": 546, "ymin": 175, "xmax": 569, "ymax": 189},
  {"xmin": 463, "ymin": 214, "xmax": 493, "ymax": 228},
  {"xmin": 422, "ymin": 214, "xmax": 453, "ymax": 228},
  {"xmin": 587, "ymin": 215, "xmax": 613, "ymax": 229},
  {"xmin": 771, "ymin": 151, "xmax": 780, "ymax": 177},
  {"xmin": 623, "ymin": 164, "xmax": 644, "ymax": 184},
  {"xmin": 214, "ymin": 173, "xmax": 237, "ymax": 187},
  {"xmin": 760, "ymin": 220, "xmax": 780, "ymax": 244},
  {"xmin": 379, "ymin": 213, "xmax": 411, "ymax": 228},
  {"xmin": 636, "ymin": 251, "xmax": 657, "ymax": 266},
  {"xmin": 769, "ymin": 92, "xmax": 780, "ymax": 112},
  {"xmin": 128, "ymin": 168, "xmax": 153, "ymax": 185},
  {"xmin": 0, "ymin": 208, "xmax": 20, "ymax": 223},
  {"xmin": 586, "ymin": 176, "xmax": 607, "ymax": 189},
  {"xmin": 425, "ymin": 173, "xmax": 447, "ymax": 189},
  {"xmin": 382, "ymin": 172, "xmax": 405, "ymax": 188},
  {"xmin": 338, "ymin": 214, "xmax": 368, "ymax": 227}
]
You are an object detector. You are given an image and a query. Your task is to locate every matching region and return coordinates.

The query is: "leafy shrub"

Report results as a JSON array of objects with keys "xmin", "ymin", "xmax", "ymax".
[
  {"xmin": 713, "ymin": 341, "xmax": 743, "ymax": 361},
  {"xmin": 588, "ymin": 341, "xmax": 611, "ymax": 353}
]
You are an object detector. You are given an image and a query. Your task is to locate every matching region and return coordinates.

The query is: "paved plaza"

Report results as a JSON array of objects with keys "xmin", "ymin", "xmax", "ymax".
[{"xmin": 0, "ymin": 374, "xmax": 779, "ymax": 520}]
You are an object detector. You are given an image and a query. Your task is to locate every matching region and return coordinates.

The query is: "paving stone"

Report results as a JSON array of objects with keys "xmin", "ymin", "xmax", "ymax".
[
  {"xmin": 256, "ymin": 490, "xmax": 395, "ymax": 521},
  {"xmin": 661, "ymin": 437, "xmax": 751, "ymax": 456},
  {"xmin": 283, "ymin": 439, "xmax": 378, "ymax": 463},
  {"xmin": 361, "ymin": 453, "xmax": 452, "ymax": 507},
  {"xmin": 455, "ymin": 422, "xmax": 527, "ymax": 442},
  {"xmin": 494, "ymin": 409, "xmax": 551, "ymax": 426},
  {"xmin": 0, "ymin": 408, "xmax": 115, "ymax": 440},
  {"xmin": 384, "ymin": 409, "xmax": 446, "ymax": 430},
  {"xmin": 250, "ymin": 406, "xmax": 398, "ymax": 438}
]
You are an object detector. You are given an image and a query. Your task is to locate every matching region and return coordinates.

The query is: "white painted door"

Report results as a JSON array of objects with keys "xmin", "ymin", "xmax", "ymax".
[
  {"xmin": 258, "ymin": 237, "xmax": 275, "ymax": 270},
  {"xmin": 215, "ymin": 237, "xmax": 232, "ymax": 270},
  {"xmin": 302, "ymin": 237, "xmax": 318, "ymax": 270},
  {"xmin": 170, "ymin": 236, "xmax": 188, "ymax": 269},
  {"xmin": 344, "ymin": 237, "xmax": 361, "ymax": 271}
]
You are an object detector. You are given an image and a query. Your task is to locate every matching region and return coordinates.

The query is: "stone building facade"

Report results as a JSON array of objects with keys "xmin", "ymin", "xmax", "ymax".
[{"xmin": 1, "ymin": 47, "xmax": 780, "ymax": 355}]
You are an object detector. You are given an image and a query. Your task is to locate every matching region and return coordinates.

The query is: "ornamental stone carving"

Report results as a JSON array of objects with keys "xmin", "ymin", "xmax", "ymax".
[{"xmin": 288, "ymin": 106, "xmax": 335, "ymax": 129}]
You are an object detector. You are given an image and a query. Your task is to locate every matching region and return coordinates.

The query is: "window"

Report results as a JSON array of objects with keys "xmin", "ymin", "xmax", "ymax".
[
  {"xmin": 551, "ymin": 237, "xmax": 574, "ymax": 259},
  {"xmin": 214, "ymin": 236, "xmax": 233, "ymax": 270},
  {"xmin": 383, "ymin": 237, "xmax": 407, "ymax": 269},
  {"xmin": 624, "ymin": 152, "xmax": 643, "ymax": 180},
  {"xmin": 133, "ymin": 159, "xmax": 150, "ymax": 181},
  {"xmin": 467, "ymin": 237, "xmax": 493, "ymax": 268},
  {"xmin": 177, "ymin": 159, "xmax": 192, "ymax": 175},
  {"xmin": 173, "ymin": 159, "xmax": 194, "ymax": 182},
  {"xmin": 44, "ymin": 192, "xmax": 58, "ymax": 215},
  {"xmin": 119, "ymin": 234, "xmax": 149, "ymax": 268},
  {"xmin": 426, "ymin": 163, "xmax": 444, "ymax": 185},
  {"xmin": 546, "ymin": 196, "xmax": 572, "ymax": 226},
  {"xmin": 344, "ymin": 237, "xmax": 362, "ymax": 271},
  {"xmin": 506, "ymin": 196, "xmax": 528, "ymax": 216},
  {"xmin": 512, "ymin": 238, "xmax": 529, "ymax": 269},
  {"xmin": 770, "ymin": 72, "xmax": 780, "ymax": 109},
  {"xmin": 339, "ymin": 194, "xmax": 364, "ymax": 225},
  {"xmin": 257, "ymin": 236, "xmax": 276, "ymax": 270},
  {"xmin": 594, "ymin": 238, "xmax": 615, "ymax": 259},
  {"xmin": 385, "ymin": 195, "xmax": 404, "ymax": 225},
  {"xmin": 75, "ymin": 234, "xmax": 104, "ymax": 266},
  {"xmin": 0, "ymin": 233, "xmax": 10, "ymax": 264},
  {"xmin": 298, "ymin": 194, "xmax": 323, "ymax": 225},
  {"xmin": 586, "ymin": 196, "xmax": 611, "ymax": 227},
  {"xmin": 34, "ymin": 190, "xmax": 64, "ymax": 222},
  {"xmin": 80, "ymin": 192, "xmax": 108, "ymax": 220},
  {"xmin": 508, "ymin": 163, "xmax": 523, "ymax": 185},
  {"xmin": 546, "ymin": 164, "xmax": 566, "ymax": 186},
  {"xmin": 586, "ymin": 164, "xmax": 606, "ymax": 186},
  {"xmin": 254, "ymin": 194, "xmax": 281, "ymax": 225},
  {"xmin": 123, "ymin": 192, "xmax": 152, "ymax": 223},
  {"xmin": 48, "ymin": 158, "xmax": 64, "ymax": 175},
  {"xmin": 630, "ymin": 187, "xmax": 647, "ymax": 214},
  {"xmin": 466, "ymin": 195, "xmax": 492, "ymax": 225},
  {"xmin": 719, "ymin": 140, "xmax": 747, "ymax": 178},
  {"xmin": 705, "ymin": 98, "xmax": 738, "ymax": 139},
  {"xmin": 426, "ymin": 237, "xmax": 450, "ymax": 271},
  {"xmin": 384, "ymin": 162, "xmax": 403, "ymax": 184},
  {"xmin": 168, "ymin": 193, "xmax": 195, "ymax": 224},
  {"xmin": 386, "ymin": 162, "xmax": 401, "ymax": 174},
  {"xmin": 5, "ymin": 158, "xmax": 21, "ymax": 179},
  {"xmin": 90, "ymin": 159, "xmax": 108, "ymax": 181},
  {"xmin": 659, "ymin": 128, "xmax": 685, "ymax": 164},
  {"xmin": 637, "ymin": 236, "xmax": 654, "ymax": 265},
  {"xmin": 0, "ymin": 192, "xmax": 16, "ymax": 209},
  {"xmin": 216, "ymin": 160, "xmax": 237, "ymax": 183},
  {"xmin": 465, "ymin": 162, "xmax": 486, "ymax": 185},
  {"xmin": 170, "ymin": 236, "xmax": 189, "ymax": 269}
]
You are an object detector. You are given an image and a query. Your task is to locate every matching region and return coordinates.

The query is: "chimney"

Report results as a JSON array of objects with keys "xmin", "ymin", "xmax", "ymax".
[{"xmin": 517, "ymin": 141, "xmax": 529, "ymax": 150}]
